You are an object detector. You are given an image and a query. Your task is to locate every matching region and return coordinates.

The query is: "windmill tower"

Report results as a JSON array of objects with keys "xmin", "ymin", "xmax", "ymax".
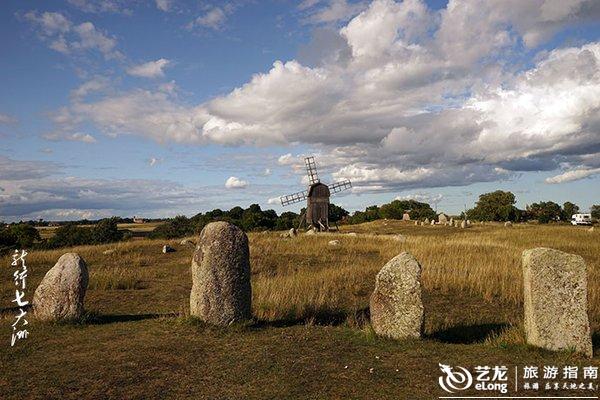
[{"xmin": 280, "ymin": 156, "xmax": 352, "ymax": 231}]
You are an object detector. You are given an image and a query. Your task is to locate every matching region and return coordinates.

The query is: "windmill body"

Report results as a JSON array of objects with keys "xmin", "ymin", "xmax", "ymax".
[{"xmin": 280, "ymin": 156, "xmax": 352, "ymax": 231}]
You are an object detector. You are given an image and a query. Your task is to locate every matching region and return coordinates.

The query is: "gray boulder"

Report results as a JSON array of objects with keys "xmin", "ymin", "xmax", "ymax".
[
  {"xmin": 370, "ymin": 252, "xmax": 424, "ymax": 340},
  {"xmin": 523, "ymin": 247, "xmax": 592, "ymax": 357},
  {"xmin": 460, "ymin": 220, "xmax": 467, "ymax": 229},
  {"xmin": 190, "ymin": 221, "xmax": 252, "ymax": 325},
  {"xmin": 32, "ymin": 253, "xmax": 88, "ymax": 321}
]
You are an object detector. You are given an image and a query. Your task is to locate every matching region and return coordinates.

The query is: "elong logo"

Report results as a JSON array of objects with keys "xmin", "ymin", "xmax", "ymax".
[{"xmin": 438, "ymin": 363, "xmax": 473, "ymax": 393}]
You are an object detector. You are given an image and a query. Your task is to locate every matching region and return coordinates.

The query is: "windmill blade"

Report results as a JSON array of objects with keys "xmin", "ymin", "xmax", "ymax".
[
  {"xmin": 280, "ymin": 190, "xmax": 308, "ymax": 206},
  {"xmin": 305, "ymin": 156, "xmax": 320, "ymax": 185},
  {"xmin": 329, "ymin": 179, "xmax": 352, "ymax": 194}
]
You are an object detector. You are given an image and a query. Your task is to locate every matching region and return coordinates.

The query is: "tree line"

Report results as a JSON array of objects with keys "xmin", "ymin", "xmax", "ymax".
[{"xmin": 1, "ymin": 193, "xmax": 597, "ymax": 253}]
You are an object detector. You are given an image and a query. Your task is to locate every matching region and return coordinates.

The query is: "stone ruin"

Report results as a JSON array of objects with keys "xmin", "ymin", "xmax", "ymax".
[
  {"xmin": 33, "ymin": 253, "xmax": 89, "ymax": 322},
  {"xmin": 370, "ymin": 252, "xmax": 424, "ymax": 340},
  {"xmin": 522, "ymin": 247, "xmax": 593, "ymax": 357},
  {"xmin": 190, "ymin": 221, "xmax": 252, "ymax": 326}
]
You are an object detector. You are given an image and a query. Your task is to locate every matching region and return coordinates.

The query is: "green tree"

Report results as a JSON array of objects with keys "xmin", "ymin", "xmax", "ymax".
[
  {"xmin": 92, "ymin": 217, "xmax": 123, "ymax": 244},
  {"xmin": 149, "ymin": 216, "xmax": 194, "ymax": 239},
  {"xmin": 562, "ymin": 202, "xmax": 580, "ymax": 221},
  {"xmin": 466, "ymin": 191, "xmax": 518, "ymax": 221},
  {"xmin": 8, "ymin": 223, "xmax": 41, "ymax": 248},
  {"xmin": 590, "ymin": 205, "xmax": 600, "ymax": 220},
  {"xmin": 328, "ymin": 203, "xmax": 349, "ymax": 223},
  {"xmin": 48, "ymin": 224, "xmax": 93, "ymax": 248},
  {"xmin": 527, "ymin": 201, "xmax": 562, "ymax": 223}
]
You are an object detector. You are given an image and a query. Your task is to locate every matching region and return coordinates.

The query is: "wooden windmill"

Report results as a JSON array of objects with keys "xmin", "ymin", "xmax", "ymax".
[{"xmin": 280, "ymin": 156, "xmax": 352, "ymax": 231}]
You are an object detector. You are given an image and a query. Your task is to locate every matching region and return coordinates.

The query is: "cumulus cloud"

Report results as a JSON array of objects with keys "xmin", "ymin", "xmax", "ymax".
[
  {"xmin": 302, "ymin": 0, "xmax": 367, "ymax": 25},
  {"xmin": 127, "ymin": 59, "xmax": 171, "ymax": 78},
  {"xmin": 43, "ymin": 0, "xmax": 600, "ymax": 192},
  {"xmin": 189, "ymin": 7, "xmax": 229, "ymax": 30},
  {"xmin": 545, "ymin": 168, "xmax": 600, "ymax": 184},
  {"xmin": 24, "ymin": 11, "xmax": 121, "ymax": 59},
  {"xmin": 225, "ymin": 176, "xmax": 248, "ymax": 189}
]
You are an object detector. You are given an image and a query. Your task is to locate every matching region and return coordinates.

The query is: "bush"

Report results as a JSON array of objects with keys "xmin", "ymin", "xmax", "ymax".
[
  {"xmin": 92, "ymin": 217, "xmax": 123, "ymax": 244},
  {"xmin": 47, "ymin": 224, "xmax": 93, "ymax": 248},
  {"xmin": 0, "ymin": 223, "xmax": 42, "ymax": 253},
  {"xmin": 149, "ymin": 215, "xmax": 194, "ymax": 239}
]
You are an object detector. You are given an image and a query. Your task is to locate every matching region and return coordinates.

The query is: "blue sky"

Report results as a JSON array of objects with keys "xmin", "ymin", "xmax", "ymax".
[{"xmin": 1, "ymin": 0, "xmax": 599, "ymax": 222}]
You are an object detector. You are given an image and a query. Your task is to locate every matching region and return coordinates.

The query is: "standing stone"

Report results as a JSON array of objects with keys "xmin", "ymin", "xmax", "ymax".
[
  {"xmin": 430, "ymin": 219, "xmax": 435, "ymax": 226},
  {"xmin": 402, "ymin": 213, "xmax": 411, "ymax": 221},
  {"xmin": 438, "ymin": 213, "xmax": 448, "ymax": 224},
  {"xmin": 414, "ymin": 221, "xmax": 418, "ymax": 226},
  {"xmin": 449, "ymin": 218, "xmax": 454, "ymax": 226},
  {"xmin": 289, "ymin": 228, "xmax": 297, "ymax": 237},
  {"xmin": 33, "ymin": 253, "xmax": 88, "ymax": 321},
  {"xmin": 424, "ymin": 218, "xmax": 430, "ymax": 225},
  {"xmin": 523, "ymin": 248, "xmax": 592, "ymax": 357},
  {"xmin": 190, "ymin": 221, "xmax": 251, "ymax": 325},
  {"xmin": 460, "ymin": 220, "xmax": 467, "ymax": 229},
  {"xmin": 370, "ymin": 252, "xmax": 424, "ymax": 340},
  {"xmin": 504, "ymin": 221, "xmax": 512, "ymax": 227}
]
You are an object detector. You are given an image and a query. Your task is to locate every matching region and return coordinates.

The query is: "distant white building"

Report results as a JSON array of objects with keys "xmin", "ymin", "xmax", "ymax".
[{"xmin": 133, "ymin": 216, "xmax": 145, "ymax": 224}]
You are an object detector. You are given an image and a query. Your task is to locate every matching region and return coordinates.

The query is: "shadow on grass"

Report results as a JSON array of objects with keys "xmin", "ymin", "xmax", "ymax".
[
  {"xmin": 254, "ymin": 307, "xmax": 370, "ymax": 329},
  {"xmin": 429, "ymin": 323, "xmax": 509, "ymax": 344},
  {"xmin": 84, "ymin": 312, "xmax": 174, "ymax": 325}
]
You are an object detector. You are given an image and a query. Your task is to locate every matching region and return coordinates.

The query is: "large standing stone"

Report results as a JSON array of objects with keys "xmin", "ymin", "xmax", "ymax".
[
  {"xmin": 523, "ymin": 247, "xmax": 592, "ymax": 357},
  {"xmin": 370, "ymin": 252, "xmax": 424, "ymax": 339},
  {"xmin": 438, "ymin": 213, "xmax": 448, "ymax": 224},
  {"xmin": 190, "ymin": 221, "xmax": 252, "ymax": 325},
  {"xmin": 32, "ymin": 253, "xmax": 88, "ymax": 321}
]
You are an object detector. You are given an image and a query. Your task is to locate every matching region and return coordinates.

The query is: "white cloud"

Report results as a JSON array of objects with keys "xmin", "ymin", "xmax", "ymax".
[
  {"xmin": 43, "ymin": 132, "xmax": 97, "ymax": 143},
  {"xmin": 66, "ymin": 0, "xmax": 132, "ymax": 14},
  {"xmin": 304, "ymin": 0, "xmax": 367, "ymax": 25},
  {"xmin": 545, "ymin": 168, "xmax": 600, "ymax": 184},
  {"xmin": 225, "ymin": 176, "xmax": 248, "ymax": 189},
  {"xmin": 263, "ymin": 168, "xmax": 272, "ymax": 176},
  {"xmin": 44, "ymin": 0, "xmax": 600, "ymax": 193},
  {"xmin": 190, "ymin": 7, "xmax": 228, "ymax": 30},
  {"xmin": 267, "ymin": 197, "xmax": 280, "ymax": 205},
  {"xmin": 148, "ymin": 157, "xmax": 162, "ymax": 167},
  {"xmin": 24, "ymin": 11, "xmax": 121, "ymax": 59},
  {"xmin": 127, "ymin": 59, "xmax": 171, "ymax": 78},
  {"xmin": 155, "ymin": 0, "xmax": 171, "ymax": 12}
]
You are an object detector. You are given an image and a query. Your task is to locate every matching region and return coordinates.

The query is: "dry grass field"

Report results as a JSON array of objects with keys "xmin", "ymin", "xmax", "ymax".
[{"xmin": 1, "ymin": 220, "xmax": 599, "ymax": 399}]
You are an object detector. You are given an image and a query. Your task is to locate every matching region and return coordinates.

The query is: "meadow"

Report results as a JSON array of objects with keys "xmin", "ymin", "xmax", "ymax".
[{"xmin": 1, "ymin": 221, "xmax": 599, "ymax": 399}]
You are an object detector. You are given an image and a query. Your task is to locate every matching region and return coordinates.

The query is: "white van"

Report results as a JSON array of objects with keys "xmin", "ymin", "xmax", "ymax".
[{"xmin": 571, "ymin": 213, "xmax": 592, "ymax": 225}]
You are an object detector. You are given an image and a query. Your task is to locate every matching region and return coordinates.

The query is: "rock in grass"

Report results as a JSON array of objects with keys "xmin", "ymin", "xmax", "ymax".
[
  {"xmin": 504, "ymin": 221, "xmax": 512, "ymax": 227},
  {"xmin": 328, "ymin": 239, "xmax": 340, "ymax": 247},
  {"xmin": 190, "ymin": 221, "xmax": 251, "ymax": 325},
  {"xmin": 102, "ymin": 249, "xmax": 116, "ymax": 255},
  {"xmin": 180, "ymin": 239, "xmax": 196, "ymax": 247},
  {"xmin": 32, "ymin": 253, "xmax": 88, "ymax": 322},
  {"xmin": 370, "ymin": 252, "xmax": 424, "ymax": 340},
  {"xmin": 522, "ymin": 247, "xmax": 592, "ymax": 357},
  {"xmin": 162, "ymin": 245, "xmax": 175, "ymax": 253}
]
